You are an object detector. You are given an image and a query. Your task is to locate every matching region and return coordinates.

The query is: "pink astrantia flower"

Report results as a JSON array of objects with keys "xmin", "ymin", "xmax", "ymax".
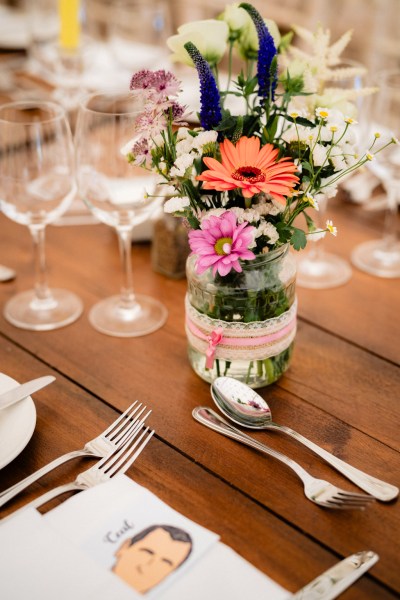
[
  {"xmin": 188, "ymin": 211, "xmax": 256, "ymax": 276},
  {"xmin": 130, "ymin": 70, "xmax": 181, "ymax": 99}
]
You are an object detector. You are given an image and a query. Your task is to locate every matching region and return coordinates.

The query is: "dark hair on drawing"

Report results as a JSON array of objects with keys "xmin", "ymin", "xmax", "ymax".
[{"xmin": 128, "ymin": 524, "xmax": 192, "ymax": 563}]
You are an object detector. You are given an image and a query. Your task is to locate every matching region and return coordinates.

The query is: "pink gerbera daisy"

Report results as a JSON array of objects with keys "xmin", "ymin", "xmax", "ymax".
[
  {"xmin": 197, "ymin": 136, "xmax": 299, "ymax": 203},
  {"xmin": 188, "ymin": 211, "xmax": 256, "ymax": 276}
]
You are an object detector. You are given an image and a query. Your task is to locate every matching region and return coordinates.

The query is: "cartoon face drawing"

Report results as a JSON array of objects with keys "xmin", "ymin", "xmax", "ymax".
[{"xmin": 112, "ymin": 525, "xmax": 192, "ymax": 594}]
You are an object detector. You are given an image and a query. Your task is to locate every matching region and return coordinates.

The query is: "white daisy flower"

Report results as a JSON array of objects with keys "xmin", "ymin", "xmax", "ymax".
[
  {"xmin": 326, "ymin": 220, "xmax": 337, "ymax": 236},
  {"xmin": 305, "ymin": 193, "xmax": 319, "ymax": 210},
  {"xmin": 164, "ymin": 196, "xmax": 190, "ymax": 213},
  {"xmin": 316, "ymin": 107, "xmax": 330, "ymax": 119}
]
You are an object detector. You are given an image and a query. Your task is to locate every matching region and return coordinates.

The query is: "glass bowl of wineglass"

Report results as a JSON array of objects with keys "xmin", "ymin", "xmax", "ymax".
[
  {"xmin": 295, "ymin": 59, "xmax": 367, "ymax": 289},
  {"xmin": 75, "ymin": 90, "xmax": 167, "ymax": 337},
  {"xmin": 351, "ymin": 69, "xmax": 400, "ymax": 278},
  {"xmin": 0, "ymin": 100, "xmax": 83, "ymax": 330}
]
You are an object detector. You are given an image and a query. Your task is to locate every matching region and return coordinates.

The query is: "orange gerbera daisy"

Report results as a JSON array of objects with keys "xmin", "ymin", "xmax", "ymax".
[{"xmin": 197, "ymin": 136, "xmax": 299, "ymax": 203}]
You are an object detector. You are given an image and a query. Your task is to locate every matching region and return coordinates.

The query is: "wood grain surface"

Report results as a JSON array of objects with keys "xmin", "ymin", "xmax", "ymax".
[{"xmin": 0, "ymin": 196, "xmax": 399, "ymax": 599}]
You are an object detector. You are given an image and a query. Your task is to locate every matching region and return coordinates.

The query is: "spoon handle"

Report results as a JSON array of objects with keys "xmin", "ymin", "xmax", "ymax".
[{"xmin": 270, "ymin": 422, "xmax": 398, "ymax": 501}]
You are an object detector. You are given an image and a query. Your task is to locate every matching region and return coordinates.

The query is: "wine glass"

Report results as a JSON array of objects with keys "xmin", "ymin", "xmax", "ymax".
[
  {"xmin": 296, "ymin": 60, "xmax": 366, "ymax": 289},
  {"xmin": 75, "ymin": 91, "xmax": 167, "ymax": 337},
  {"xmin": 108, "ymin": 0, "xmax": 172, "ymax": 72},
  {"xmin": 0, "ymin": 101, "xmax": 83, "ymax": 330},
  {"xmin": 351, "ymin": 69, "xmax": 400, "ymax": 278}
]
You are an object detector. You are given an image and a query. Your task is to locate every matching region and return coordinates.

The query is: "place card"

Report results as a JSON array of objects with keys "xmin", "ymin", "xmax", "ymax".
[
  {"xmin": 45, "ymin": 475, "xmax": 219, "ymax": 598},
  {"xmin": 44, "ymin": 475, "xmax": 290, "ymax": 599}
]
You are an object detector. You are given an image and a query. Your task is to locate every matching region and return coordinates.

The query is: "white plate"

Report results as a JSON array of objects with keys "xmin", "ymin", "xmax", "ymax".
[{"xmin": 0, "ymin": 373, "xmax": 36, "ymax": 469}]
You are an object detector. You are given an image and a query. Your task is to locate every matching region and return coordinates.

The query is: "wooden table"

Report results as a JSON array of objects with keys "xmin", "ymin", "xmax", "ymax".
[{"xmin": 0, "ymin": 195, "xmax": 399, "ymax": 599}]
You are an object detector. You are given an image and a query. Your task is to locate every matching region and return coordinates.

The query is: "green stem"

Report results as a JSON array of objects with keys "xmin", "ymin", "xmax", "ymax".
[{"xmin": 245, "ymin": 361, "xmax": 254, "ymax": 383}]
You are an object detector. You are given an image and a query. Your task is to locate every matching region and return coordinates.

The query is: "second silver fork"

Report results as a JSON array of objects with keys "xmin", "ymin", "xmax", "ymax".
[
  {"xmin": 3, "ymin": 422, "xmax": 155, "ymax": 521},
  {"xmin": 193, "ymin": 408, "xmax": 375, "ymax": 510},
  {"xmin": 0, "ymin": 401, "xmax": 148, "ymax": 508}
]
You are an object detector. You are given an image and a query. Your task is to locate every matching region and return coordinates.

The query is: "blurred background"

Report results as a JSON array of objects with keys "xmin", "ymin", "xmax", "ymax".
[
  {"xmin": 0, "ymin": 0, "xmax": 399, "ymax": 271},
  {"xmin": 1, "ymin": 0, "xmax": 399, "ymax": 69}
]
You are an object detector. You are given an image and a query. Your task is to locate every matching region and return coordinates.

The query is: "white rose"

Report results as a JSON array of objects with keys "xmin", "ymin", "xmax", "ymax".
[
  {"xmin": 220, "ymin": 3, "xmax": 250, "ymax": 34},
  {"xmin": 238, "ymin": 18, "xmax": 280, "ymax": 59},
  {"xmin": 167, "ymin": 20, "xmax": 229, "ymax": 67}
]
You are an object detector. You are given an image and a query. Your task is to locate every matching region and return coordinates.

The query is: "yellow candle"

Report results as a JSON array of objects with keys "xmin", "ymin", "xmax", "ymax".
[{"xmin": 59, "ymin": 0, "xmax": 80, "ymax": 51}]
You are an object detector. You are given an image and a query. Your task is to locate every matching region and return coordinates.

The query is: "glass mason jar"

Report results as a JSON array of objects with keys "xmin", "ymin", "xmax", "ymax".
[{"xmin": 185, "ymin": 245, "xmax": 297, "ymax": 388}]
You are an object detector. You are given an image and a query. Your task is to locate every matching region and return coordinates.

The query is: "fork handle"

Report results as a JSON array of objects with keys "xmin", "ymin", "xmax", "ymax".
[
  {"xmin": 271, "ymin": 423, "xmax": 399, "ymax": 501},
  {"xmin": 193, "ymin": 407, "xmax": 313, "ymax": 484},
  {"xmin": 2, "ymin": 482, "xmax": 85, "ymax": 522},
  {"xmin": 0, "ymin": 449, "xmax": 95, "ymax": 508}
]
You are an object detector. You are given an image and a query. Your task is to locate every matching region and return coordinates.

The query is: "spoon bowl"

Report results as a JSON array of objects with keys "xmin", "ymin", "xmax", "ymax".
[
  {"xmin": 211, "ymin": 376, "xmax": 272, "ymax": 429},
  {"xmin": 210, "ymin": 376, "xmax": 399, "ymax": 502}
]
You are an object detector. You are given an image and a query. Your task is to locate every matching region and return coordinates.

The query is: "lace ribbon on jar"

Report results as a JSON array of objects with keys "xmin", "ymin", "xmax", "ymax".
[{"xmin": 185, "ymin": 295, "xmax": 297, "ymax": 368}]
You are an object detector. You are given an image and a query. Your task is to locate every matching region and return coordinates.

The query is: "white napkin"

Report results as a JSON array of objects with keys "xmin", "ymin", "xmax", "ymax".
[
  {"xmin": 0, "ymin": 508, "xmax": 136, "ymax": 600},
  {"xmin": 44, "ymin": 475, "xmax": 290, "ymax": 599}
]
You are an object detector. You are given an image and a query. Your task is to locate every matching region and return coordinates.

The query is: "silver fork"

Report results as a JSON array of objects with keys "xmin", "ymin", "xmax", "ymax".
[
  {"xmin": 0, "ymin": 401, "xmax": 147, "ymax": 508},
  {"xmin": 193, "ymin": 408, "xmax": 375, "ymax": 510},
  {"xmin": 3, "ymin": 423, "xmax": 155, "ymax": 521}
]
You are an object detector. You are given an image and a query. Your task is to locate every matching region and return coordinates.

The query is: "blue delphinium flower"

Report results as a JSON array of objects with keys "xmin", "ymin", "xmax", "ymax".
[
  {"xmin": 184, "ymin": 42, "xmax": 222, "ymax": 131},
  {"xmin": 240, "ymin": 3, "xmax": 277, "ymax": 101}
]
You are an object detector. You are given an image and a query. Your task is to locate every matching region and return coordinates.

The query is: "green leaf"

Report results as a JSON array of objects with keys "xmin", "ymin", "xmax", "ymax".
[
  {"xmin": 276, "ymin": 222, "xmax": 292, "ymax": 243},
  {"xmin": 291, "ymin": 227, "xmax": 307, "ymax": 251},
  {"xmin": 244, "ymin": 75, "xmax": 258, "ymax": 95}
]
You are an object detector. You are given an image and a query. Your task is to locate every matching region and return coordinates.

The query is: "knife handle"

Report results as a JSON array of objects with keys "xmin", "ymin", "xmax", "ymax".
[{"xmin": 292, "ymin": 551, "xmax": 379, "ymax": 599}]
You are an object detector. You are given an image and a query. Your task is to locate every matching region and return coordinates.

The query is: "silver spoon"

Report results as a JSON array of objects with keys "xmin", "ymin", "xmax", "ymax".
[
  {"xmin": 0, "ymin": 264, "xmax": 16, "ymax": 282},
  {"xmin": 211, "ymin": 376, "xmax": 399, "ymax": 502}
]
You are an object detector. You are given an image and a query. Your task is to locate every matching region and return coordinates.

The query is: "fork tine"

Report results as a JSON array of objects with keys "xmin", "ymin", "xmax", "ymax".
[
  {"xmin": 97, "ymin": 409, "xmax": 151, "ymax": 472},
  {"xmin": 335, "ymin": 491, "xmax": 376, "ymax": 501},
  {"xmin": 101, "ymin": 401, "xmax": 139, "ymax": 437},
  {"xmin": 325, "ymin": 501, "xmax": 370, "ymax": 510},
  {"xmin": 103, "ymin": 426, "xmax": 151, "ymax": 477},
  {"xmin": 95, "ymin": 416, "xmax": 147, "ymax": 471},
  {"xmin": 108, "ymin": 428, "xmax": 155, "ymax": 478},
  {"xmin": 111, "ymin": 405, "xmax": 148, "ymax": 443},
  {"xmin": 325, "ymin": 496, "xmax": 374, "ymax": 509},
  {"xmin": 106, "ymin": 402, "xmax": 144, "ymax": 441},
  {"xmin": 117, "ymin": 410, "xmax": 152, "ymax": 447}
]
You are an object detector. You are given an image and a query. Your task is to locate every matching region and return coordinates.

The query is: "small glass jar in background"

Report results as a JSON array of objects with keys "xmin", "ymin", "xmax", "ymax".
[{"xmin": 151, "ymin": 212, "xmax": 190, "ymax": 279}]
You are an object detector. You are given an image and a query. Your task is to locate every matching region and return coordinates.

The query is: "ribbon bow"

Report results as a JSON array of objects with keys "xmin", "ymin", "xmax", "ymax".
[{"xmin": 205, "ymin": 327, "xmax": 224, "ymax": 369}]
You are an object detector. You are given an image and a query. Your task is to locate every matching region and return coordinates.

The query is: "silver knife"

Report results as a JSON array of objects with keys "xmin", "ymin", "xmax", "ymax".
[
  {"xmin": 0, "ymin": 376, "xmax": 55, "ymax": 410},
  {"xmin": 292, "ymin": 551, "xmax": 379, "ymax": 599}
]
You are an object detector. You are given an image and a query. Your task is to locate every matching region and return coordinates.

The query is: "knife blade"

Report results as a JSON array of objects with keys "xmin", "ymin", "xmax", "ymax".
[
  {"xmin": 292, "ymin": 551, "xmax": 379, "ymax": 599},
  {"xmin": 0, "ymin": 376, "xmax": 55, "ymax": 410}
]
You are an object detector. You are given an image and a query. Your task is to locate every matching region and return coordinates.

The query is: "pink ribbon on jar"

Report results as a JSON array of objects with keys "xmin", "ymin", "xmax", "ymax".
[{"xmin": 205, "ymin": 327, "xmax": 224, "ymax": 369}]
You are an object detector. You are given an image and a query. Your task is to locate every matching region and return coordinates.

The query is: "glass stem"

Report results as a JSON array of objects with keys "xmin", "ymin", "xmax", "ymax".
[
  {"xmin": 382, "ymin": 187, "xmax": 399, "ymax": 251},
  {"xmin": 30, "ymin": 225, "xmax": 53, "ymax": 303},
  {"xmin": 117, "ymin": 229, "xmax": 136, "ymax": 309}
]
